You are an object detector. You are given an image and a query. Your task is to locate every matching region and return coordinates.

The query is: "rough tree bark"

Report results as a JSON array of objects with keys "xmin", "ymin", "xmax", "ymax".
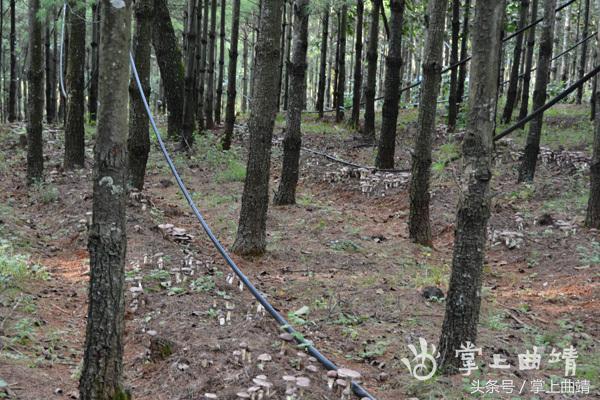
[
  {"xmin": 8, "ymin": 0, "xmax": 16, "ymax": 122},
  {"xmin": 363, "ymin": 0, "xmax": 380, "ymax": 140},
  {"xmin": 351, "ymin": 0, "xmax": 364, "ymax": 129},
  {"xmin": 215, "ymin": 0, "xmax": 226, "ymax": 123},
  {"xmin": 586, "ymin": 10, "xmax": 600, "ymax": 227},
  {"xmin": 437, "ymin": 0, "xmax": 505, "ymax": 373},
  {"xmin": 153, "ymin": 0, "xmax": 185, "ymax": 139},
  {"xmin": 88, "ymin": 2, "xmax": 100, "ymax": 123},
  {"xmin": 241, "ymin": 26, "xmax": 248, "ymax": 113},
  {"xmin": 181, "ymin": 0, "xmax": 199, "ymax": 148},
  {"xmin": 222, "ymin": 0, "xmax": 241, "ymax": 150},
  {"xmin": 576, "ymin": 0, "xmax": 590, "ymax": 104},
  {"xmin": 231, "ymin": 0, "xmax": 282, "ymax": 256},
  {"xmin": 501, "ymin": 0, "xmax": 529, "ymax": 123},
  {"xmin": 374, "ymin": 0, "xmax": 405, "ymax": 169},
  {"xmin": 282, "ymin": 2, "xmax": 292, "ymax": 110},
  {"xmin": 408, "ymin": 0, "xmax": 447, "ymax": 246},
  {"xmin": 273, "ymin": 0, "xmax": 309, "ymax": 205},
  {"xmin": 128, "ymin": 0, "xmax": 153, "ymax": 191},
  {"xmin": 79, "ymin": 1, "xmax": 131, "ymax": 399},
  {"xmin": 447, "ymin": 0, "xmax": 460, "ymax": 132},
  {"xmin": 27, "ymin": 0, "xmax": 44, "ymax": 184},
  {"xmin": 64, "ymin": 0, "xmax": 87, "ymax": 170},
  {"xmin": 518, "ymin": 0, "xmax": 557, "ymax": 182},
  {"xmin": 316, "ymin": 8, "xmax": 329, "ymax": 118},
  {"xmin": 518, "ymin": 0, "xmax": 538, "ymax": 121},
  {"xmin": 335, "ymin": 5, "xmax": 347, "ymax": 123},
  {"xmin": 456, "ymin": 0, "xmax": 471, "ymax": 105}
]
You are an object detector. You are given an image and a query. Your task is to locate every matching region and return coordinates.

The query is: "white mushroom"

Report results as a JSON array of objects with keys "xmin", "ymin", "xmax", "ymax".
[
  {"xmin": 236, "ymin": 393, "xmax": 250, "ymax": 399},
  {"xmin": 204, "ymin": 394, "xmax": 218, "ymax": 399},
  {"xmin": 326, "ymin": 370, "xmax": 338, "ymax": 390},
  {"xmin": 257, "ymin": 353, "xmax": 272, "ymax": 371},
  {"xmin": 232, "ymin": 350, "xmax": 242, "ymax": 363},
  {"xmin": 295, "ymin": 377, "xmax": 310, "ymax": 397},
  {"xmin": 296, "ymin": 352, "xmax": 307, "ymax": 370}
]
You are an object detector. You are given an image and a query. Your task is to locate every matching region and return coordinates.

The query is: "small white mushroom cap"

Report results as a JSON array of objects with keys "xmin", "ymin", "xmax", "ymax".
[
  {"xmin": 305, "ymin": 365, "xmax": 318, "ymax": 373},
  {"xmin": 335, "ymin": 378, "xmax": 348, "ymax": 388},
  {"xmin": 247, "ymin": 386, "xmax": 260, "ymax": 393},
  {"xmin": 252, "ymin": 378, "xmax": 268, "ymax": 386},
  {"xmin": 337, "ymin": 368, "xmax": 361, "ymax": 380},
  {"xmin": 326, "ymin": 370, "xmax": 338, "ymax": 378},
  {"xmin": 236, "ymin": 392, "xmax": 250, "ymax": 399},
  {"xmin": 239, "ymin": 341, "xmax": 248, "ymax": 349},
  {"xmin": 257, "ymin": 353, "xmax": 272, "ymax": 362},
  {"xmin": 295, "ymin": 377, "xmax": 311, "ymax": 388},
  {"xmin": 279, "ymin": 333, "xmax": 294, "ymax": 342},
  {"xmin": 204, "ymin": 394, "xmax": 218, "ymax": 399},
  {"xmin": 282, "ymin": 375, "xmax": 297, "ymax": 383}
]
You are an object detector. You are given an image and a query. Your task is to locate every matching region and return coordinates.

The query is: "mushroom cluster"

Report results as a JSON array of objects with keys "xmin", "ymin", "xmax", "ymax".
[
  {"xmin": 324, "ymin": 368, "xmax": 362, "ymax": 400},
  {"xmin": 281, "ymin": 375, "xmax": 311, "ymax": 399}
]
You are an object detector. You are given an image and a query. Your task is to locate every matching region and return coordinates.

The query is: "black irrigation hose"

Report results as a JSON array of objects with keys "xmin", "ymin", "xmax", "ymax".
[
  {"xmin": 129, "ymin": 53, "xmax": 378, "ymax": 400},
  {"xmin": 495, "ymin": 64, "xmax": 600, "ymax": 141}
]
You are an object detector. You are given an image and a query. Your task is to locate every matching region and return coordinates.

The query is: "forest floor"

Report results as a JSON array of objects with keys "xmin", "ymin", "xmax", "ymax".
[{"xmin": 0, "ymin": 104, "xmax": 598, "ymax": 400}]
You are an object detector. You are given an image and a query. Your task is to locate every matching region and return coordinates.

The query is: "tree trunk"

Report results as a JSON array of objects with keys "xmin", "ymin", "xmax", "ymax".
[
  {"xmin": 197, "ymin": 0, "xmax": 209, "ymax": 131},
  {"xmin": 351, "ymin": 0, "xmax": 364, "ymax": 129},
  {"xmin": 27, "ymin": 0, "xmax": 44, "ymax": 184},
  {"xmin": 501, "ymin": 0, "xmax": 529, "ymax": 123},
  {"xmin": 335, "ymin": 5, "xmax": 348, "ymax": 122},
  {"xmin": 561, "ymin": 9, "xmax": 571, "ymax": 83},
  {"xmin": 274, "ymin": 0, "xmax": 309, "ymax": 205},
  {"xmin": 518, "ymin": 0, "xmax": 557, "ymax": 182},
  {"xmin": 232, "ymin": 0, "xmax": 282, "ymax": 256},
  {"xmin": 282, "ymin": 2, "xmax": 292, "ymax": 111},
  {"xmin": 437, "ymin": 0, "xmax": 505, "ymax": 373},
  {"xmin": 316, "ymin": 9, "xmax": 329, "ymax": 118},
  {"xmin": 204, "ymin": 0, "xmax": 217, "ymax": 129},
  {"xmin": 374, "ymin": 0, "xmax": 405, "ymax": 169},
  {"xmin": 586, "ymin": 11, "xmax": 600, "ymax": 227},
  {"xmin": 447, "ymin": 0, "xmax": 460, "ymax": 132},
  {"xmin": 518, "ymin": 0, "xmax": 539, "ymax": 121},
  {"xmin": 181, "ymin": 0, "xmax": 199, "ymax": 148},
  {"xmin": 576, "ymin": 0, "xmax": 590, "ymax": 104},
  {"xmin": 408, "ymin": 0, "xmax": 447, "ymax": 246},
  {"xmin": 215, "ymin": 0, "xmax": 226, "ymax": 124},
  {"xmin": 222, "ymin": 0, "xmax": 241, "ymax": 150},
  {"xmin": 363, "ymin": 0, "xmax": 380, "ymax": 140},
  {"xmin": 88, "ymin": 2, "xmax": 100, "ymax": 123},
  {"xmin": 8, "ymin": 0, "xmax": 16, "ymax": 122},
  {"xmin": 153, "ymin": 0, "xmax": 185, "ymax": 139},
  {"xmin": 64, "ymin": 0, "xmax": 87, "ymax": 170},
  {"xmin": 79, "ymin": 1, "xmax": 131, "ymax": 399},
  {"xmin": 456, "ymin": 0, "xmax": 470, "ymax": 105},
  {"xmin": 128, "ymin": 0, "xmax": 153, "ymax": 191},
  {"xmin": 241, "ymin": 26, "xmax": 248, "ymax": 113},
  {"xmin": 45, "ymin": 12, "xmax": 57, "ymax": 124}
]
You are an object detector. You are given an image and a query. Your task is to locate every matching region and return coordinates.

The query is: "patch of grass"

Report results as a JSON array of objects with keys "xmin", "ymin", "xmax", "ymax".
[
  {"xmin": 485, "ymin": 312, "xmax": 509, "ymax": 331},
  {"xmin": 359, "ymin": 340, "xmax": 388, "ymax": 360},
  {"xmin": 0, "ymin": 243, "xmax": 48, "ymax": 290},
  {"xmin": 576, "ymin": 240, "xmax": 600, "ymax": 266},
  {"xmin": 329, "ymin": 239, "xmax": 361, "ymax": 253},
  {"xmin": 143, "ymin": 269, "xmax": 171, "ymax": 282},
  {"xmin": 32, "ymin": 182, "xmax": 59, "ymax": 204},
  {"xmin": 216, "ymin": 158, "xmax": 246, "ymax": 182},
  {"xmin": 11, "ymin": 318, "xmax": 36, "ymax": 345},
  {"xmin": 413, "ymin": 262, "xmax": 449, "ymax": 288},
  {"xmin": 189, "ymin": 275, "xmax": 216, "ymax": 292}
]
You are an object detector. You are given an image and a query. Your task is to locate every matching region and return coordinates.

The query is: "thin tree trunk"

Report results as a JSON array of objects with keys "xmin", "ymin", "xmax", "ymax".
[
  {"xmin": 205, "ymin": 0, "xmax": 217, "ymax": 128},
  {"xmin": 128, "ymin": 0, "xmax": 153, "ymax": 191},
  {"xmin": 561, "ymin": 8, "xmax": 571, "ymax": 83},
  {"xmin": 241, "ymin": 27, "xmax": 248, "ymax": 113},
  {"xmin": 326, "ymin": 18, "xmax": 334, "ymax": 108},
  {"xmin": 197, "ymin": 0, "xmax": 209, "ymax": 131},
  {"xmin": 274, "ymin": 0, "xmax": 309, "ymax": 205},
  {"xmin": 181, "ymin": 0, "xmax": 199, "ymax": 147},
  {"xmin": 437, "ymin": 0, "xmax": 505, "ymax": 372},
  {"xmin": 88, "ymin": 2, "xmax": 100, "ymax": 123},
  {"xmin": 316, "ymin": 8, "xmax": 329, "ymax": 118},
  {"xmin": 501, "ymin": 0, "xmax": 529, "ymax": 123},
  {"xmin": 518, "ymin": 0, "xmax": 538, "ymax": 120},
  {"xmin": 586, "ymin": 9, "xmax": 600, "ymax": 227},
  {"xmin": 282, "ymin": 2, "xmax": 292, "ymax": 110},
  {"xmin": 518, "ymin": 0, "xmax": 557, "ymax": 182},
  {"xmin": 456, "ymin": 0, "xmax": 470, "ymax": 105},
  {"xmin": 447, "ymin": 0, "xmax": 460, "ymax": 132},
  {"xmin": 45, "ymin": 12, "xmax": 57, "ymax": 124},
  {"xmin": 64, "ymin": 0, "xmax": 87, "ymax": 170},
  {"xmin": 374, "ymin": 0, "xmax": 405, "ymax": 169},
  {"xmin": 576, "ymin": 0, "xmax": 590, "ymax": 104},
  {"xmin": 351, "ymin": 0, "xmax": 364, "ymax": 129},
  {"xmin": 215, "ymin": 0, "xmax": 226, "ymax": 123},
  {"xmin": 79, "ymin": 1, "xmax": 131, "ymax": 398},
  {"xmin": 232, "ymin": 0, "xmax": 282, "ymax": 256},
  {"xmin": 277, "ymin": 2, "xmax": 287, "ymax": 112},
  {"xmin": 335, "ymin": 5, "xmax": 348, "ymax": 122},
  {"xmin": 363, "ymin": 0, "xmax": 380, "ymax": 140},
  {"xmin": 27, "ymin": 0, "xmax": 44, "ymax": 184},
  {"xmin": 408, "ymin": 0, "xmax": 447, "ymax": 245},
  {"xmin": 8, "ymin": 0, "xmax": 16, "ymax": 122},
  {"xmin": 222, "ymin": 0, "xmax": 241, "ymax": 150},
  {"xmin": 153, "ymin": 0, "xmax": 185, "ymax": 139}
]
